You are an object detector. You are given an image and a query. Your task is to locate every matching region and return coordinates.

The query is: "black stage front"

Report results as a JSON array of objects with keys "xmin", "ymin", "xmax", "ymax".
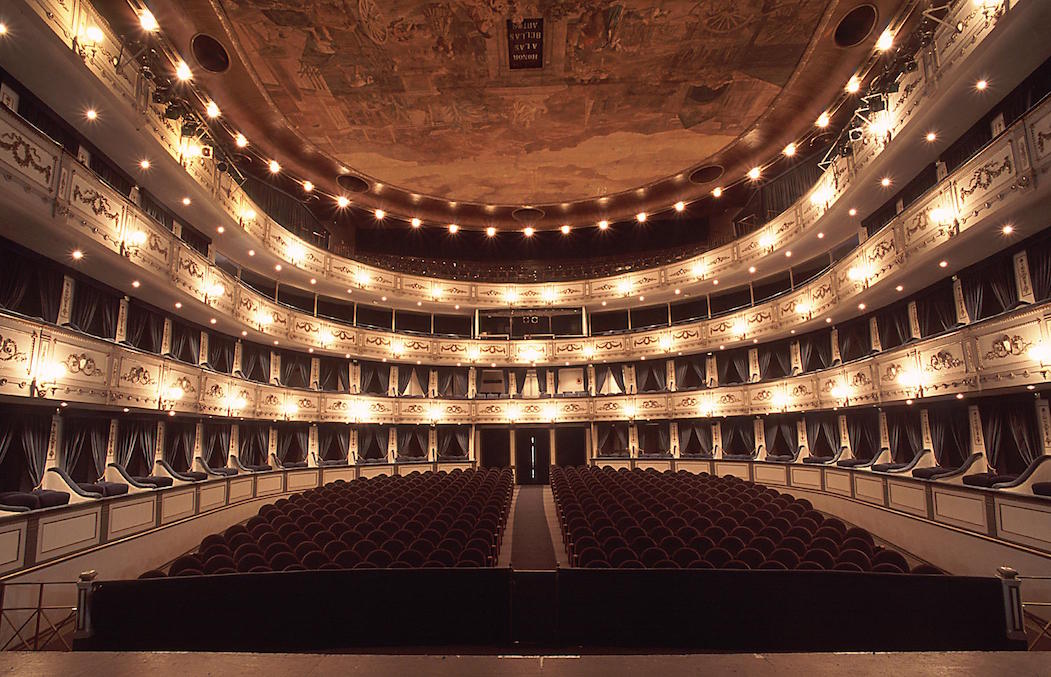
[{"xmin": 76, "ymin": 568, "xmax": 1024, "ymax": 653}]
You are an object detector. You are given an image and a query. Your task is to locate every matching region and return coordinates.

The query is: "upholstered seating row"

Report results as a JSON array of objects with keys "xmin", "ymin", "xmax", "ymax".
[{"xmin": 552, "ymin": 466, "xmax": 936, "ymax": 574}]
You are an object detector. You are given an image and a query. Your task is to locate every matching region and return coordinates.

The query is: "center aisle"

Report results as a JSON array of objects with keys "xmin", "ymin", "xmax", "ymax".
[{"xmin": 509, "ymin": 485, "xmax": 558, "ymax": 570}]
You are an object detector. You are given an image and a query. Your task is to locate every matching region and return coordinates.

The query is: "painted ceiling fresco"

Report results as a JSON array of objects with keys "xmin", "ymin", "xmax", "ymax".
[{"xmin": 221, "ymin": 0, "xmax": 831, "ymax": 203}]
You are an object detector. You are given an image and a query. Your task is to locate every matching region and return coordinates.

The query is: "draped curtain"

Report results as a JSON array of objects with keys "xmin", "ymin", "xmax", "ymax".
[
  {"xmin": 241, "ymin": 343, "xmax": 270, "ymax": 383},
  {"xmin": 981, "ymin": 402, "xmax": 1005, "ymax": 473},
  {"xmin": 437, "ymin": 368, "xmax": 454, "ymax": 397},
  {"xmin": 928, "ymin": 405, "xmax": 969, "ymax": 468},
  {"xmin": 318, "ymin": 424, "xmax": 350, "ymax": 461},
  {"xmin": 281, "ymin": 352, "xmax": 311, "ymax": 388},
  {"xmin": 765, "ymin": 417, "xmax": 795, "ymax": 455},
  {"xmin": 21, "ymin": 414, "xmax": 51, "ymax": 489},
  {"xmin": 806, "ymin": 414, "xmax": 836, "ymax": 458},
  {"xmin": 115, "ymin": 420, "xmax": 156, "ymax": 477},
  {"xmin": 126, "ymin": 302, "xmax": 163, "ymax": 353},
  {"xmin": 610, "ymin": 365, "xmax": 626, "ymax": 393},
  {"xmin": 70, "ymin": 281, "xmax": 119, "ymax": 339},
  {"xmin": 1029, "ymin": 241, "xmax": 1051, "ymax": 301},
  {"xmin": 987, "ymin": 258, "xmax": 1018, "ymax": 315},
  {"xmin": 239, "ymin": 424, "xmax": 269, "ymax": 465},
  {"xmin": 838, "ymin": 319, "xmax": 870, "ymax": 362},
  {"xmin": 757, "ymin": 347, "xmax": 773, "ymax": 380},
  {"xmin": 0, "ymin": 256, "xmax": 62, "ymax": 322},
  {"xmin": 318, "ymin": 358, "xmax": 348, "ymax": 392},
  {"xmin": 847, "ymin": 409, "xmax": 879, "ymax": 460},
  {"xmin": 207, "ymin": 335, "xmax": 235, "ymax": 373},
  {"xmin": 453, "ymin": 369, "xmax": 470, "ymax": 398},
  {"xmin": 203, "ymin": 423, "xmax": 230, "ymax": 468},
  {"xmin": 773, "ymin": 342, "xmax": 792, "ymax": 378},
  {"xmin": 917, "ymin": 283, "xmax": 957, "ymax": 337},
  {"xmin": 166, "ymin": 420, "xmax": 196, "ymax": 472},
  {"xmin": 63, "ymin": 418, "xmax": 109, "ymax": 482},
  {"xmin": 277, "ymin": 426, "xmax": 308, "ymax": 464}
]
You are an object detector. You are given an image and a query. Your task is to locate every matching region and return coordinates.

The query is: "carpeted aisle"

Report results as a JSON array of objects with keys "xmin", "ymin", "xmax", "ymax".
[{"xmin": 510, "ymin": 485, "xmax": 558, "ymax": 570}]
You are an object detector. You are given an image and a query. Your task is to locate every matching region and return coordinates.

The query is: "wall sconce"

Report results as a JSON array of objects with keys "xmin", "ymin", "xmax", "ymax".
[
  {"xmin": 240, "ymin": 208, "xmax": 257, "ymax": 222},
  {"xmin": 976, "ymin": 0, "xmax": 1005, "ymax": 21},
  {"xmin": 350, "ymin": 399, "xmax": 369, "ymax": 423},
  {"xmin": 581, "ymin": 344, "xmax": 595, "ymax": 361},
  {"xmin": 426, "ymin": 405, "xmax": 442, "ymax": 425},
  {"xmin": 281, "ymin": 401, "xmax": 299, "ymax": 420},
  {"xmin": 204, "ymin": 282, "xmax": 224, "ymax": 305},
  {"xmin": 224, "ymin": 394, "xmax": 247, "ymax": 416},
  {"xmin": 430, "ymin": 285, "xmax": 444, "ymax": 300},
  {"xmin": 897, "ymin": 368, "xmax": 927, "ymax": 398},
  {"xmin": 120, "ymin": 229, "xmax": 147, "ymax": 257},
  {"xmin": 466, "ymin": 345, "xmax": 481, "ymax": 362},
  {"xmin": 504, "ymin": 288, "xmax": 519, "ymax": 305},
  {"xmin": 758, "ymin": 232, "xmax": 775, "ymax": 251},
  {"xmin": 691, "ymin": 261, "xmax": 707, "ymax": 279},
  {"xmin": 541, "ymin": 287, "xmax": 556, "ymax": 304},
  {"xmin": 507, "ymin": 404, "xmax": 522, "ymax": 423},
  {"xmin": 161, "ymin": 384, "xmax": 184, "ymax": 411},
  {"xmin": 794, "ymin": 301, "xmax": 812, "ymax": 319},
  {"xmin": 772, "ymin": 391, "xmax": 789, "ymax": 412},
  {"xmin": 31, "ymin": 361, "xmax": 66, "ymax": 398},
  {"xmin": 847, "ymin": 262, "xmax": 873, "ymax": 289},
  {"xmin": 929, "ymin": 206, "xmax": 959, "ymax": 235},
  {"xmin": 520, "ymin": 345, "xmax": 540, "ymax": 364},
  {"xmin": 254, "ymin": 310, "xmax": 273, "ymax": 331},
  {"xmin": 624, "ymin": 403, "xmax": 637, "ymax": 421},
  {"xmin": 74, "ymin": 25, "xmax": 104, "ymax": 60},
  {"xmin": 355, "ymin": 270, "xmax": 371, "ymax": 287},
  {"xmin": 390, "ymin": 340, "xmax": 405, "ymax": 357},
  {"xmin": 287, "ymin": 242, "xmax": 306, "ymax": 264},
  {"xmin": 731, "ymin": 319, "xmax": 747, "ymax": 339},
  {"xmin": 809, "ymin": 185, "xmax": 834, "ymax": 210},
  {"xmin": 616, "ymin": 279, "xmax": 633, "ymax": 296},
  {"xmin": 319, "ymin": 329, "xmax": 336, "ymax": 347},
  {"xmin": 698, "ymin": 403, "xmax": 715, "ymax": 418},
  {"xmin": 830, "ymin": 383, "xmax": 852, "ymax": 406},
  {"xmin": 543, "ymin": 403, "xmax": 558, "ymax": 422}
]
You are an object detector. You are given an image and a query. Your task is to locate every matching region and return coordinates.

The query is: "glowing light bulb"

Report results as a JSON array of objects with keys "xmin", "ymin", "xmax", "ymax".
[
  {"xmin": 712, "ymin": 187, "xmax": 722, "ymax": 198},
  {"xmin": 674, "ymin": 201, "xmax": 686, "ymax": 212},
  {"xmin": 175, "ymin": 61, "xmax": 192, "ymax": 81},
  {"xmin": 561, "ymin": 224, "xmax": 571, "ymax": 234},
  {"xmin": 598, "ymin": 220, "xmax": 609, "ymax": 230},
  {"xmin": 235, "ymin": 133, "xmax": 248, "ymax": 148},
  {"xmin": 205, "ymin": 101, "xmax": 220, "ymax": 118},
  {"xmin": 268, "ymin": 160, "xmax": 281, "ymax": 174},
  {"xmin": 748, "ymin": 167, "xmax": 761, "ymax": 180},
  {"xmin": 486, "ymin": 226, "xmax": 496, "ymax": 237},
  {"xmin": 880, "ymin": 177, "xmax": 891, "ymax": 187},
  {"xmin": 85, "ymin": 108, "xmax": 98, "ymax": 121},
  {"xmin": 876, "ymin": 29, "xmax": 893, "ymax": 52},
  {"xmin": 448, "ymin": 224, "xmax": 459, "ymax": 234},
  {"xmin": 846, "ymin": 76, "xmax": 861, "ymax": 94},
  {"xmin": 783, "ymin": 143, "xmax": 796, "ymax": 157},
  {"xmin": 925, "ymin": 132, "xmax": 937, "ymax": 143},
  {"xmin": 816, "ymin": 112, "xmax": 830, "ymax": 128},
  {"xmin": 139, "ymin": 10, "xmax": 159, "ymax": 31},
  {"xmin": 411, "ymin": 218, "xmax": 421, "ymax": 228},
  {"xmin": 975, "ymin": 79, "xmax": 988, "ymax": 91},
  {"xmin": 636, "ymin": 212, "xmax": 647, "ymax": 223},
  {"xmin": 523, "ymin": 226, "xmax": 535, "ymax": 237},
  {"xmin": 139, "ymin": 159, "xmax": 151, "ymax": 170}
]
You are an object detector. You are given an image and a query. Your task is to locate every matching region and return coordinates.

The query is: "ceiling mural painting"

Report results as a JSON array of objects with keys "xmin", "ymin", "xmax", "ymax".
[{"xmin": 221, "ymin": 0, "xmax": 831, "ymax": 204}]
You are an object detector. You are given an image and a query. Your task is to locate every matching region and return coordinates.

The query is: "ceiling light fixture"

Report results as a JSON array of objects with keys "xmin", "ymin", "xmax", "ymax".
[
  {"xmin": 880, "ymin": 177, "xmax": 892, "ymax": 187},
  {"xmin": 336, "ymin": 196, "xmax": 350, "ymax": 208},
  {"xmin": 182, "ymin": 197, "xmax": 191, "ymax": 205},
  {"xmin": 205, "ymin": 101, "xmax": 220, "ymax": 118},
  {"xmin": 748, "ymin": 167, "xmax": 761, "ymax": 180},
  {"xmin": 561, "ymin": 224, "xmax": 571, "ymax": 234},
  {"xmin": 848, "ymin": 208, "xmax": 857, "ymax": 216},
  {"xmin": 635, "ymin": 212, "xmax": 647, "ymax": 223},
  {"xmin": 486, "ymin": 226, "xmax": 496, "ymax": 237},
  {"xmin": 523, "ymin": 226, "xmax": 535, "ymax": 237},
  {"xmin": 1002, "ymin": 225, "xmax": 1014, "ymax": 235},
  {"xmin": 816, "ymin": 112, "xmax": 830, "ymax": 128},
  {"xmin": 268, "ymin": 160, "xmax": 281, "ymax": 174},
  {"xmin": 598, "ymin": 220, "xmax": 609, "ymax": 230},
  {"xmin": 846, "ymin": 75, "xmax": 861, "ymax": 94},
  {"xmin": 139, "ymin": 159, "xmax": 150, "ymax": 170},
  {"xmin": 374, "ymin": 209, "xmax": 385, "ymax": 220},
  {"xmin": 876, "ymin": 29, "xmax": 893, "ymax": 52},
  {"xmin": 175, "ymin": 61, "xmax": 192, "ymax": 81},
  {"xmin": 411, "ymin": 218, "xmax": 422, "ymax": 228},
  {"xmin": 783, "ymin": 143, "xmax": 796, "ymax": 157},
  {"xmin": 712, "ymin": 187, "xmax": 722, "ymax": 198},
  {"xmin": 448, "ymin": 224, "xmax": 459, "ymax": 234},
  {"xmin": 235, "ymin": 133, "xmax": 248, "ymax": 148},
  {"xmin": 976, "ymin": 79, "xmax": 988, "ymax": 91},
  {"xmin": 139, "ymin": 10, "xmax": 159, "ymax": 31},
  {"xmin": 85, "ymin": 109, "xmax": 98, "ymax": 121},
  {"xmin": 925, "ymin": 132, "xmax": 937, "ymax": 142},
  {"xmin": 674, "ymin": 201, "xmax": 686, "ymax": 212},
  {"xmin": 302, "ymin": 180, "xmax": 313, "ymax": 192}
]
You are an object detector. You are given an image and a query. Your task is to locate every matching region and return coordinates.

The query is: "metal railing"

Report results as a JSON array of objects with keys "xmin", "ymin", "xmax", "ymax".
[
  {"xmin": 998, "ymin": 567, "xmax": 1051, "ymax": 650},
  {"xmin": 0, "ymin": 580, "xmax": 79, "ymax": 651}
]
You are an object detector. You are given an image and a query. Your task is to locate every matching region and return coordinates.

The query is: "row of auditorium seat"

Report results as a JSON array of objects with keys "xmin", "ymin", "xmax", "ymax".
[
  {"xmin": 140, "ymin": 468, "xmax": 512, "ymax": 577},
  {"xmin": 551, "ymin": 466, "xmax": 941, "ymax": 574}
]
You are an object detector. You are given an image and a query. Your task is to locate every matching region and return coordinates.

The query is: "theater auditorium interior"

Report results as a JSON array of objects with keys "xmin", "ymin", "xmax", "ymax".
[{"xmin": 0, "ymin": 0, "xmax": 1050, "ymax": 673}]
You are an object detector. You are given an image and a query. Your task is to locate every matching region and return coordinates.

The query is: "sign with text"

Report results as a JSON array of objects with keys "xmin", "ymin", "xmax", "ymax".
[{"xmin": 507, "ymin": 18, "xmax": 543, "ymax": 69}]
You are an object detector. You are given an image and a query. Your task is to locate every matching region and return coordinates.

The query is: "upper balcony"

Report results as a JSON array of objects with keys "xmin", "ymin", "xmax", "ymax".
[{"xmin": 1, "ymin": 0, "xmax": 1047, "ymax": 311}]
